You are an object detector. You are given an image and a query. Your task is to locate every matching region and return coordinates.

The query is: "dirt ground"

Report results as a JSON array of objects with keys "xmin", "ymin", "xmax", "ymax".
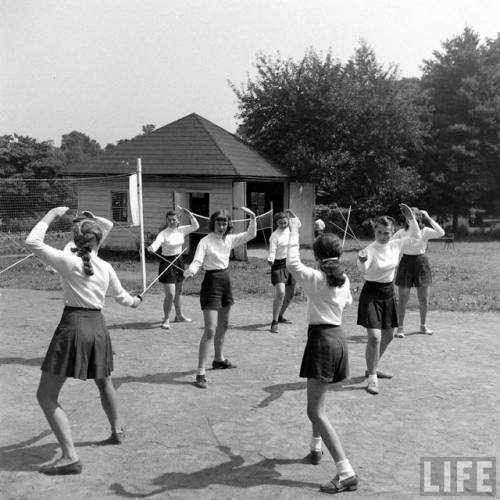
[{"xmin": 0, "ymin": 286, "xmax": 498, "ymax": 500}]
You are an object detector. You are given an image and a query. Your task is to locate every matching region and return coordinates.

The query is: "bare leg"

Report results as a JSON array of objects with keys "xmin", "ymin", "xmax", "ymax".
[
  {"xmin": 162, "ymin": 283, "xmax": 175, "ymax": 321},
  {"xmin": 198, "ymin": 309, "xmax": 217, "ymax": 372},
  {"xmin": 94, "ymin": 377, "xmax": 122, "ymax": 434},
  {"xmin": 37, "ymin": 371, "xmax": 78, "ymax": 464},
  {"xmin": 380, "ymin": 328, "xmax": 395, "ymax": 359},
  {"xmin": 214, "ymin": 306, "xmax": 231, "ymax": 361},
  {"xmin": 307, "ymin": 378, "xmax": 346, "ymax": 463},
  {"xmin": 397, "ymin": 286, "xmax": 411, "ymax": 330},
  {"xmin": 173, "ymin": 280, "xmax": 190, "ymax": 320},
  {"xmin": 279, "ymin": 282, "xmax": 296, "ymax": 318},
  {"xmin": 365, "ymin": 328, "xmax": 381, "ymax": 374},
  {"xmin": 417, "ymin": 286, "xmax": 430, "ymax": 326},
  {"xmin": 272, "ymin": 283, "xmax": 285, "ymax": 322}
]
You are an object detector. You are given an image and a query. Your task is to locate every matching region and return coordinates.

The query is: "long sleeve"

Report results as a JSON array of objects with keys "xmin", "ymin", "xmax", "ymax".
[
  {"xmin": 286, "ymin": 231, "xmax": 316, "ymax": 282},
  {"xmin": 188, "ymin": 237, "xmax": 207, "ymax": 275},
  {"xmin": 26, "ymin": 221, "xmax": 72, "ymax": 273},
  {"xmin": 148, "ymin": 231, "xmax": 165, "ymax": 253},
  {"xmin": 268, "ymin": 232, "xmax": 278, "ymax": 263},
  {"xmin": 229, "ymin": 217, "xmax": 257, "ymax": 249},
  {"xmin": 107, "ymin": 266, "xmax": 136, "ymax": 307},
  {"xmin": 95, "ymin": 216, "xmax": 113, "ymax": 244},
  {"xmin": 390, "ymin": 219, "xmax": 421, "ymax": 252},
  {"xmin": 424, "ymin": 217, "xmax": 445, "ymax": 239},
  {"xmin": 180, "ymin": 214, "xmax": 200, "ymax": 234}
]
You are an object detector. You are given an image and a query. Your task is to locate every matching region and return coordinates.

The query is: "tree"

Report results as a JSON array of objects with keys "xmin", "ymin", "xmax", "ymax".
[
  {"xmin": 421, "ymin": 28, "xmax": 500, "ymax": 230},
  {"xmin": 60, "ymin": 131, "xmax": 102, "ymax": 167},
  {"xmin": 232, "ymin": 43, "xmax": 430, "ymax": 221},
  {"xmin": 0, "ymin": 134, "xmax": 72, "ymax": 230}
]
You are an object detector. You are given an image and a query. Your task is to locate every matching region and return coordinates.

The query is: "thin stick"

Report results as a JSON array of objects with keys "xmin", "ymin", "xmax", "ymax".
[
  {"xmin": 0, "ymin": 253, "xmax": 34, "ymax": 275},
  {"xmin": 151, "ymin": 250, "xmax": 185, "ymax": 272},
  {"xmin": 140, "ymin": 248, "xmax": 186, "ymax": 296},
  {"xmin": 342, "ymin": 206, "xmax": 351, "ymax": 248},
  {"xmin": 337, "ymin": 206, "xmax": 362, "ymax": 245}
]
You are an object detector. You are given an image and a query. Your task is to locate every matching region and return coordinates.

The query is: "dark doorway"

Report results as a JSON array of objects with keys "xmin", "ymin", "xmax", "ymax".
[
  {"xmin": 188, "ymin": 192, "xmax": 210, "ymax": 261},
  {"xmin": 246, "ymin": 181, "xmax": 285, "ymax": 244}
]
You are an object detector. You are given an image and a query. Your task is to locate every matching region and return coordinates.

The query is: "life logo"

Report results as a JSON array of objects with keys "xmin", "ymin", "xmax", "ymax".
[{"xmin": 420, "ymin": 457, "xmax": 496, "ymax": 496}]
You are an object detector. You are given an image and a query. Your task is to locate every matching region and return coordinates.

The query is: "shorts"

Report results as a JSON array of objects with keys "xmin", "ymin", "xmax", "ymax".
[
  {"xmin": 299, "ymin": 324, "xmax": 349, "ymax": 383},
  {"xmin": 41, "ymin": 307, "xmax": 113, "ymax": 380},
  {"xmin": 357, "ymin": 281, "xmax": 398, "ymax": 330},
  {"xmin": 395, "ymin": 254, "xmax": 432, "ymax": 288},
  {"xmin": 200, "ymin": 269, "xmax": 234, "ymax": 310},
  {"xmin": 158, "ymin": 254, "xmax": 185, "ymax": 284},
  {"xmin": 270, "ymin": 258, "xmax": 296, "ymax": 286}
]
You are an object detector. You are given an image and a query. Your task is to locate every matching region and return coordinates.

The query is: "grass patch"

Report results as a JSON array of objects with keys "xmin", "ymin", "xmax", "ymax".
[{"xmin": 1, "ymin": 240, "xmax": 499, "ymax": 312}]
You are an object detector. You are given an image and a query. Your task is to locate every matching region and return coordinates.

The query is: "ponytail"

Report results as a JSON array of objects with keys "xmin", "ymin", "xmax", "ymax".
[
  {"xmin": 312, "ymin": 233, "xmax": 346, "ymax": 288},
  {"xmin": 72, "ymin": 220, "xmax": 102, "ymax": 276}
]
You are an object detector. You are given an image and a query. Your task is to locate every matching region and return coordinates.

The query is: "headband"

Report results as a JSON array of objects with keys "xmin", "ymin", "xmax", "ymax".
[{"xmin": 322, "ymin": 257, "xmax": 338, "ymax": 263}]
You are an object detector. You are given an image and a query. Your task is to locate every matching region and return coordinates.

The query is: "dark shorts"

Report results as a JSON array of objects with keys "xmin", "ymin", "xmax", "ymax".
[
  {"xmin": 357, "ymin": 281, "xmax": 398, "ymax": 330},
  {"xmin": 299, "ymin": 324, "xmax": 349, "ymax": 383},
  {"xmin": 41, "ymin": 307, "xmax": 113, "ymax": 381},
  {"xmin": 395, "ymin": 254, "xmax": 432, "ymax": 288},
  {"xmin": 158, "ymin": 254, "xmax": 185, "ymax": 284},
  {"xmin": 200, "ymin": 269, "xmax": 234, "ymax": 310},
  {"xmin": 271, "ymin": 258, "xmax": 296, "ymax": 286}
]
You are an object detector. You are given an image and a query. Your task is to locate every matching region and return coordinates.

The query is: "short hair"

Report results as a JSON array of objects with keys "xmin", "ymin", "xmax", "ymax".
[
  {"xmin": 312, "ymin": 233, "xmax": 346, "ymax": 287},
  {"xmin": 72, "ymin": 220, "xmax": 103, "ymax": 276},
  {"xmin": 209, "ymin": 210, "xmax": 233, "ymax": 236},
  {"xmin": 374, "ymin": 216, "xmax": 396, "ymax": 231},
  {"xmin": 165, "ymin": 210, "xmax": 178, "ymax": 219},
  {"xmin": 273, "ymin": 211, "xmax": 289, "ymax": 227}
]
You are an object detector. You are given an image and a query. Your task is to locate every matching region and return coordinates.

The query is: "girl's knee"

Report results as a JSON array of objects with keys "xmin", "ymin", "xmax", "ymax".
[
  {"xmin": 94, "ymin": 377, "xmax": 112, "ymax": 391},
  {"xmin": 204, "ymin": 327, "xmax": 216, "ymax": 340}
]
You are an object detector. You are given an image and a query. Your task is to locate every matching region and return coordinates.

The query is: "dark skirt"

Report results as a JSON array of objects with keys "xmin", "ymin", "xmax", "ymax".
[
  {"xmin": 395, "ymin": 254, "xmax": 432, "ymax": 288},
  {"xmin": 41, "ymin": 307, "xmax": 113, "ymax": 381},
  {"xmin": 299, "ymin": 324, "xmax": 349, "ymax": 383},
  {"xmin": 357, "ymin": 281, "xmax": 398, "ymax": 330},
  {"xmin": 270, "ymin": 258, "xmax": 296, "ymax": 286},
  {"xmin": 200, "ymin": 269, "xmax": 234, "ymax": 310},
  {"xmin": 158, "ymin": 254, "xmax": 185, "ymax": 284}
]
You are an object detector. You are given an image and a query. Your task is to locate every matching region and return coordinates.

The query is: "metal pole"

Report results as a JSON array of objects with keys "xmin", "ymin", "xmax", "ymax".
[{"xmin": 137, "ymin": 158, "xmax": 147, "ymax": 292}]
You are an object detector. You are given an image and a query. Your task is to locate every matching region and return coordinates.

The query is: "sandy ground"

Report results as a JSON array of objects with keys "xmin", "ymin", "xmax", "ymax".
[{"xmin": 0, "ymin": 287, "xmax": 498, "ymax": 500}]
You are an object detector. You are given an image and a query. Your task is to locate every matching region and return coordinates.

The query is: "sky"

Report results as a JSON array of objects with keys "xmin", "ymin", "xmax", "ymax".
[{"xmin": 1, "ymin": 0, "xmax": 499, "ymax": 147}]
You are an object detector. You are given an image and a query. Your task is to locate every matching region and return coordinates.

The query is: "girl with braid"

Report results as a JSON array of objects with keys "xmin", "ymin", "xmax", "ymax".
[
  {"xmin": 25, "ymin": 207, "xmax": 141, "ymax": 476},
  {"xmin": 286, "ymin": 215, "xmax": 358, "ymax": 495}
]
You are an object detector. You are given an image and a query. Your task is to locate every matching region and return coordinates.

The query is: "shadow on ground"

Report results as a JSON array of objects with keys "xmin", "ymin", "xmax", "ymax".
[{"xmin": 109, "ymin": 445, "xmax": 318, "ymax": 498}]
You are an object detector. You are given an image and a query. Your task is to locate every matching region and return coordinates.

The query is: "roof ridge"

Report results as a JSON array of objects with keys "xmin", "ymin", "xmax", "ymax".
[{"xmin": 193, "ymin": 114, "xmax": 238, "ymax": 173}]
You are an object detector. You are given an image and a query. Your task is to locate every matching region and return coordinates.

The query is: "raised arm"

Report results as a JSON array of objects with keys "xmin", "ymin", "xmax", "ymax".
[
  {"xmin": 420, "ymin": 210, "xmax": 445, "ymax": 239},
  {"xmin": 81, "ymin": 211, "xmax": 113, "ymax": 245},
  {"xmin": 286, "ymin": 216, "xmax": 316, "ymax": 283},
  {"xmin": 229, "ymin": 207, "xmax": 257, "ymax": 248},
  {"xmin": 179, "ymin": 207, "xmax": 200, "ymax": 235},
  {"xmin": 25, "ymin": 207, "xmax": 72, "ymax": 272}
]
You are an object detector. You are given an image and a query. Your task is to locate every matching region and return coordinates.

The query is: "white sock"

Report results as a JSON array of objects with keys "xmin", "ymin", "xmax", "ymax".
[
  {"xmin": 336, "ymin": 458, "xmax": 355, "ymax": 481},
  {"xmin": 368, "ymin": 374, "xmax": 378, "ymax": 383},
  {"xmin": 310, "ymin": 436, "xmax": 322, "ymax": 452},
  {"xmin": 197, "ymin": 368, "xmax": 206, "ymax": 376}
]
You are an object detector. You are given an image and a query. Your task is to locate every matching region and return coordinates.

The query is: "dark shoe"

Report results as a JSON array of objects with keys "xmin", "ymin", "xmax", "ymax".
[
  {"xmin": 320, "ymin": 474, "xmax": 358, "ymax": 494},
  {"xmin": 309, "ymin": 450, "xmax": 323, "ymax": 465},
  {"xmin": 212, "ymin": 359, "xmax": 236, "ymax": 369},
  {"xmin": 195, "ymin": 374, "xmax": 207, "ymax": 388},
  {"xmin": 39, "ymin": 460, "xmax": 82, "ymax": 476},
  {"xmin": 365, "ymin": 369, "xmax": 393, "ymax": 379},
  {"xmin": 278, "ymin": 316, "xmax": 292, "ymax": 324},
  {"xmin": 270, "ymin": 322, "xmax": 279, "ymax": 333},
  {"xmin": 97, "ymin": 429, "xmax": 125, "ymax": 445}
]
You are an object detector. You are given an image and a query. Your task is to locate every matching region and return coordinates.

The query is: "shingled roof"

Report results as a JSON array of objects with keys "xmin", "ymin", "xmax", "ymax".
[{"xmin": 68, "ymin": 113, "xmax": 290, "ymax": 180}]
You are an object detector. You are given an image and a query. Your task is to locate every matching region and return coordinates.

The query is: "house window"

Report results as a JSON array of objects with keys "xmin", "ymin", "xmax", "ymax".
[{"xmin": 111, "ymin": 191, "xmax": 128, "ymax": 223}]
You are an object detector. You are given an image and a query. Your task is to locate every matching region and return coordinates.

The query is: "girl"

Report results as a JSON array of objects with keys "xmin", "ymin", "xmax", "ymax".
[
  {"xmin": 25, "ymin": 207, "xmax": 141, "ymax": 475},
  {"xmin": 147, "ymin": 207, "xmax": 199, "ymax": 330},
  {"xmin": 357, "ymin": 204, "xmax": 421, "ymax": 395},
  {"xmin": 392, "ymin": 208, "xmax": 444, "ymax": 337},
  {"xmin": 286, "ymin": 215, "xmax": 357, "ymax": 494},
  {"xmin": 184, "ymin": 207, "xmax": 256, "ymax": 389},
  {"xmin": 267, "ymin": 211, "xmax": 296, "ymax": 333}
]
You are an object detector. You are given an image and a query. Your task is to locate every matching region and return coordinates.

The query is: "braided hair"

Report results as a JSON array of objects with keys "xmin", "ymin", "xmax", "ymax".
[
  {"xmin": 71, "ymin": 220, "xmax": 103, "ymax": 276},
  {"xmin": 312, "ymin": 233, "xmax": 346, "ymax": 288}
]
